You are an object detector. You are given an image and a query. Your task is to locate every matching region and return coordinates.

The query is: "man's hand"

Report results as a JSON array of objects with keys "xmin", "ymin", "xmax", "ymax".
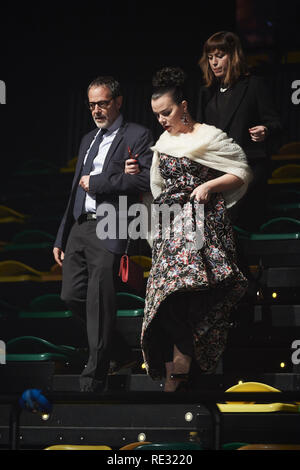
[
  {"xmin": 79, "ymin": 175, "xmax": 90, "ymax": 191},
  {"xmin": 53, "ymin": 247, "xmax": 64, "ymax": 267},
  {"xmin": 125, "ymin": 158, "xmax": 140, "ymax": 175}
]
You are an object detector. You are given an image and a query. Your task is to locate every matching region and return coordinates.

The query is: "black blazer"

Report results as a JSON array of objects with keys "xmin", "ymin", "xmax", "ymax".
[
  {"xmin": 54, "ymin": 119, "xmax": 154, "ymax": 254},
  {"xmin": 196, "ymin": 75, "xmax": 282, "ymax": 164}
]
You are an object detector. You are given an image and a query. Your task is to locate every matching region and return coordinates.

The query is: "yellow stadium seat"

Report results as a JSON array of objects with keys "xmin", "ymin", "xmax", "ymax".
[
  {"xmin": 130, "ymin": 255, "xmax": 152, "ymax": 278},
  {"xmin": 0, "ymin": 261, "xmax": 62, "ymax": 282},
  {"xmin": 268, "ymin": 164, "xmax": 300, "ymax": 184},
  {"xmin": 238, "ymin": 444, "xmax": 300, "ymax": 450},
  {"xmin": 60, "ymin": 157, "xmax": 78, "ymax": 173},
  {"xmin": 0, "ymin": 205, "xmax": 28, "ymax": 224},
  {"xmin": 272, "ymin": 142, "xmax": 300, "ymax": 160},
  {"xmin": 44, "ymin": 445, "xmax": 112, "ymax": 450},
  {"xmin": 217, "ymin": 382, "xmax": 300, "ymax": 413}
]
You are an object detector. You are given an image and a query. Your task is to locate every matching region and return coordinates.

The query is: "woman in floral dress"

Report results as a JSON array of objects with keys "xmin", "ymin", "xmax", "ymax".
[{"xmin": 140, "ymin": 67, "xmax": 253, "ymax": 392}]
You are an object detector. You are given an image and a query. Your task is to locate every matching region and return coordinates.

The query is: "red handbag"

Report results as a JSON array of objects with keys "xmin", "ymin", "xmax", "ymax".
[{"xmin": 118, "ymin": 240, "xmax": 145, "ymax": 292}]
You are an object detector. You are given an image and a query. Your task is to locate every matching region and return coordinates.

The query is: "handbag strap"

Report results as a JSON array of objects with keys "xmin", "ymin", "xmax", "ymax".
[{"xmin": 124, "ymin": 236, "xmax": 131, "ymax": 255}]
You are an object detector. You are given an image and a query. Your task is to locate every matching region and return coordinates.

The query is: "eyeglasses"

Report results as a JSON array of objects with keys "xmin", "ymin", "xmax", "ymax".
[{"xmin": 87, "ymin": 98, "xmax": 113, "ymax": 111}]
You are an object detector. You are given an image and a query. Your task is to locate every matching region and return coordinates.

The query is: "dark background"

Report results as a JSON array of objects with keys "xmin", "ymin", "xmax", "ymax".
[{"xmin": 0, "ymin": 0, "xmax": 299, "ymax": 175}]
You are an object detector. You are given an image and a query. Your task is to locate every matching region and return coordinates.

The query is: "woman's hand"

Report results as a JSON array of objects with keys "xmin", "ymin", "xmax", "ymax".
[
  {"xmin": 190, "ymin": 183, "xmax": 211, "ymax": 203},
  {"xmin": 190, "ymin": 174, "xmax": 243, "ymax": 203},
  {"xmin": 125, "ymin": 158, "xmax": 140, "ymax": 175},
  {"xmin": 249, "ymin": 125, "xmax": 268, "ymax": 142}
]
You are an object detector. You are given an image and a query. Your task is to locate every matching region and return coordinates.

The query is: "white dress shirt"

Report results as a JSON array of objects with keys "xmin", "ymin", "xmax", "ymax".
[{"xmin": 84, "ymin": 114, "xmax": 123, "ymax": 213}]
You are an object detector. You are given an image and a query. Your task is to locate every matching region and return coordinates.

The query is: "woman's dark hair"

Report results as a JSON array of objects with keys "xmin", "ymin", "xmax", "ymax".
[
  {"xmin": 87, "ymin": 76, "xmax": 122, "ymax": 98},
  {"xmin": 199, "ymin": 31, "xmax": 249, "ymax": 87},
  {"xmin": 151, "ymin": 66, "xmax": 186, "ymax": 104}
]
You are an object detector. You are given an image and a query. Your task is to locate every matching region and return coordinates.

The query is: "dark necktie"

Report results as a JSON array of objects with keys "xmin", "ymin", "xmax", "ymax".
[{"xmin": 73, "ymin": 128, "xmax": 107, "ymax": 220}]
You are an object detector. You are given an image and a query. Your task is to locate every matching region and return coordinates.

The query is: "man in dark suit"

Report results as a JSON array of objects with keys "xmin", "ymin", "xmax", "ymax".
[{"xmin": 53, "ymin": 76, "xmax": 153, "ymax": 392}]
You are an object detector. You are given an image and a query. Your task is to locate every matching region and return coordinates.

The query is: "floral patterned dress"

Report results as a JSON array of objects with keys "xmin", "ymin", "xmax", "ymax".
[{"xmin": 141, "ymin": 154, "xmax": 248, "ymax": 380}]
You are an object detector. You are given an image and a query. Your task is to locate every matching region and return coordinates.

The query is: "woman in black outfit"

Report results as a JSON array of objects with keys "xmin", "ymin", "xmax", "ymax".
[{"xmin": 197, "ymin": 31, "xmax": 282, "ymax": 227}]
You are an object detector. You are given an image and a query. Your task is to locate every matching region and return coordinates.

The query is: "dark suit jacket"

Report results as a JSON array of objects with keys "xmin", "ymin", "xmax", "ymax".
[
  {"xmin": 196, "ymin": 75, "xmax": 282, "ymax": 164},
  {"xmin": 54, "ymin": 119, "xmax": 154, "ymax": 254}
]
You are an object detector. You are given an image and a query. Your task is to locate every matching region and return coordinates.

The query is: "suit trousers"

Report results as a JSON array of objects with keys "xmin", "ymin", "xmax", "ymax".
[{"xmin": 61, "ymin": 218, "xmax": 120, "ymax": 390}]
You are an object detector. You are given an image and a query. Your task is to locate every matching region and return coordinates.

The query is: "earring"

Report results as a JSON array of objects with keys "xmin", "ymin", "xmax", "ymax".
[{"xmin": 181, "ymin": 112, "xmax": 189, "ymax": 126}]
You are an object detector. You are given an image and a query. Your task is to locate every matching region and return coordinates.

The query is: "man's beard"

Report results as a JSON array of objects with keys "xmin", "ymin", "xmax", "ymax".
[{"xmin": 93, "ymin": 115, "xmax": 108, "ymax": 128}]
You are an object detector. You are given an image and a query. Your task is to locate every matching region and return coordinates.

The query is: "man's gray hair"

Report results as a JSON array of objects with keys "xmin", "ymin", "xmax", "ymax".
[{"xmin": 87, "ymin": 76, "xmax": 122, "ymax": 98}]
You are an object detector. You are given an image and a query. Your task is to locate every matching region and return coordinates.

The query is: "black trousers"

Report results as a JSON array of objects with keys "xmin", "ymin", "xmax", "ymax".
[{"xmin": 61, "ymin": 219, "xmax": 120, "ymax": 389}]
